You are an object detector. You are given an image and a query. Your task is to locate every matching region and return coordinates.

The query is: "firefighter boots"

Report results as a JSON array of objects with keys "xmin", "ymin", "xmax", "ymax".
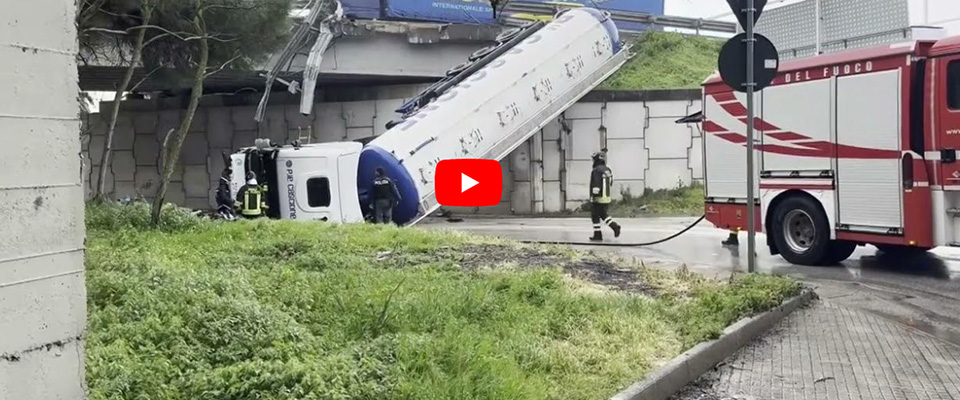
[{"xmin": 722, "ymin": 232, "xmax": 739, "ymax": 247}]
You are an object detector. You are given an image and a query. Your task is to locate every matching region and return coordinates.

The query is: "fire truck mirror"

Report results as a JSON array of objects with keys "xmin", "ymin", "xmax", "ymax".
[
  {"xmin": 940, "ymin": 149, "xmax": 957, "ymax": 164},
  {"xmin": 902, "ymin": 155, "xmax": 914, "ymax": 190}
]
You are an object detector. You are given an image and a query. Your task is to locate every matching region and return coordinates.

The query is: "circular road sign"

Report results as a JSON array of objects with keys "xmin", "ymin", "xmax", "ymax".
[{"xmin": 718, "ymin": 33, "xmax": 780, "ymax": 93}]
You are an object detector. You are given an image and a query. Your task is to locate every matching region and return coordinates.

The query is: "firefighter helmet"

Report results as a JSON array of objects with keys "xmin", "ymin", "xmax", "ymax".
[{"xmin": 592, "ymin": 151, "xmax": 607, "ymax": 162}]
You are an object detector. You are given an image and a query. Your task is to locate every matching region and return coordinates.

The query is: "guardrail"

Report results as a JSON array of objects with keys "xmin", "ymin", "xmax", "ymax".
[{"xmin": 501, "ymin": 1, "xmax": 736, "ymax": 36}]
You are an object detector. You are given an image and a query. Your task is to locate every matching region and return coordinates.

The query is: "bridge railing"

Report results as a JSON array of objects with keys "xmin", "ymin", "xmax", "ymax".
[{"xmin": 501, "ymin": 1, "xmax": 736, "ymax": 36}]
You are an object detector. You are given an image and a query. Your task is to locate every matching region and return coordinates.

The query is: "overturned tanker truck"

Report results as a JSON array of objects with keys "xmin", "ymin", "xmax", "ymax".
[{"xmin": 228, "ymin": 8, "xmax": 631, "ymax": 225}]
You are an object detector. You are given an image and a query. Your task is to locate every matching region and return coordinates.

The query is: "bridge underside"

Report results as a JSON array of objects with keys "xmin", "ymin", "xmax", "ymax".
[
  {"xmin": 79, "ymin": 20, "xmax": 498, "ymax": 94},
  {"xmin": 78, "ymin": 67, "xmax": 438, "ymax": 93}
]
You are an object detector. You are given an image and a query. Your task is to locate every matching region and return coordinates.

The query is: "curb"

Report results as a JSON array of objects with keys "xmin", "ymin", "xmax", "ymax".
[{"xmin": 611, "ymin": 289, "xmax": 817, "ymax": 400}]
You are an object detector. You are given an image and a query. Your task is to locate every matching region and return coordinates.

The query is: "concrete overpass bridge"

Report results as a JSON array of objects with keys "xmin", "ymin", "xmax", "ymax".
[
  {"xmin": 78, "ymin": 18, "xmax": 503, "ymax": 93},
  {"xmin": 78, "ymin": 1, "xmax": 736, "ymax": 95}
]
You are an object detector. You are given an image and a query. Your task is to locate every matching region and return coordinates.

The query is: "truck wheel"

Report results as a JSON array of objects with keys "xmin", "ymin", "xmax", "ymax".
[
  {"xmin": 469, "ymin": 46, "xmax": 497, "ymax": 61},
  {"xmin": 446, "ymin": 62, "xmax": 472, "ymax": 77},
  {"xmin": 823, "ymin": 241, "xmax": 857, "ymax": 265},
  {"xmin": 771, "ymin": 196, "xmax": 831, "ymax": 266},
  {"xmin": 496, "ymin": 28, "xmax": 523, "ymax": 43}
]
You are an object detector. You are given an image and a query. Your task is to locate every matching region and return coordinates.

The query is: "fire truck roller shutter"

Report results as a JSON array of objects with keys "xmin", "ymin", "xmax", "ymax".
[{"xmin": 358, "ymin": 145, "xmax": 419, "ymax": 224}]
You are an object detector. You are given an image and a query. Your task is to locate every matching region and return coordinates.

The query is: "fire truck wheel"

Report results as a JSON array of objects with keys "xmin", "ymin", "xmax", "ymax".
[
  {"xmin": 772, "ymin": 196, "xmax": 831, "ymax": 266},
  {"xmin": 823, "ymin": 241, "xmax": 857, "ymax": 265}
]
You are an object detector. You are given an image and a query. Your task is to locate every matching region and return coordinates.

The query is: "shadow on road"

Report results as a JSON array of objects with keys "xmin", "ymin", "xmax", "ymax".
[{"xmin": 859, "ymin": 250, "xmax": 955, "ymax": 281}]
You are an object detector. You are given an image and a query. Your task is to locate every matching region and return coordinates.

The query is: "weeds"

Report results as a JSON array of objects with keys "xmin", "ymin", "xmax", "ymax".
[
  {"xmin": 581, "ymin": 183, "xmax": 705, "ymax": 217},
  {"xmin": 602, "ymin": 31, "xmax": 723, "ymax": 90}
]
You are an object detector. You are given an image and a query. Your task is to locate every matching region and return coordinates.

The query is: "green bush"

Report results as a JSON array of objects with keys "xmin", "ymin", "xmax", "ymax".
[
  {"xmin": 86, "ymin": 201, "xmax": 201, "ymax": 232},
  {"xmin": 671, "ymin": 273, "xmax": 801, "ymax": 346}
]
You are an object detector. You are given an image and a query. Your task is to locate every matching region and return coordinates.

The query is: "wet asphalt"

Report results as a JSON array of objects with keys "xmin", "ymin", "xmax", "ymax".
[{"xmin": 421, "ymin": 216, "xmax": 960, "ymax": 347}]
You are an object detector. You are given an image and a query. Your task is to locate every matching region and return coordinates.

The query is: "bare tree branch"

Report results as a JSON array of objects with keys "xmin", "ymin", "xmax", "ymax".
[
  {"xmin": 95, "ymin": 7, "xmax": 140, "ymax": 20},
  {"xmin": 200, "ymin": 3, "xmax": 259, "ymax": 13},
  {"xmin": 87, "ymin": 25, "xmax": 239, "ymax": 45},
  {"xmin": 83, "ymin": 27, "xmax": 130, "ymax": 35},
  {"xmin": 78, "ymin": 0, "xmax": 110, "ymax": 26},
  {"xmin": 200, "ymin": 87, "xmax": 259, "ymax": 98},
  {"xmin": 128, "ymin": 66, "xmax": 162, "ymax": 92},
  {"xmin": 141, "ymin": 32, "xmax": 177, "ymax": 48},
  {"xmin": 204, "ymin": 53, "xmax": 242, "ymax": 78}
]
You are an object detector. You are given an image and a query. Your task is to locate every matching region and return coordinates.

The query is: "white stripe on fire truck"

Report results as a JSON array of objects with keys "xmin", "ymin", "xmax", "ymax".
[{"xmin": 760, "ymin": 179, "xmax": 834, "ymax": 186}]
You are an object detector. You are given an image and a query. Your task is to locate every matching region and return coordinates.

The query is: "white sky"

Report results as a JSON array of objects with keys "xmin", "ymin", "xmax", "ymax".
[
  {"xmin": 664, "ymin": 0, "xmax": 741, "ymax": 20},
  {"xmin": 664, "ymin": 0, "xmax": 960, "ymax": 34}
]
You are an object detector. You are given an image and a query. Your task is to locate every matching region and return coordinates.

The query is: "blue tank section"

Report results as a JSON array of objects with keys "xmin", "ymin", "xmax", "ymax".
[
  {"xmin": 578, "ymin": 8, "xmax": 622, "ymax": 53},
  {"xmin": 357, "ymin": 145, "xmax": 420, "ymax": 224}
]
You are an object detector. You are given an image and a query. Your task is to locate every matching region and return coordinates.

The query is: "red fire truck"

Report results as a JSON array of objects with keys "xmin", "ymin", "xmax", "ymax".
[{"xmin": 701, "ymin": 35, "xmax": 960, "ymax": 266}]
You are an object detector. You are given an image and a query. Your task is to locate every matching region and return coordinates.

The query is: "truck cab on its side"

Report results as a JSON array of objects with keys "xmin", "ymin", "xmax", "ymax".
[{"xmin": 229, "ymin": 142, "xmax": 364, "ymax": 223}]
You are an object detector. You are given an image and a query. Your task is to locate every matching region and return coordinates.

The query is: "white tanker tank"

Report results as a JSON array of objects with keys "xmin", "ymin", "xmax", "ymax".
[{"xmin": 229, "ymin": 8, "xmax": 630, "ymax": 224}]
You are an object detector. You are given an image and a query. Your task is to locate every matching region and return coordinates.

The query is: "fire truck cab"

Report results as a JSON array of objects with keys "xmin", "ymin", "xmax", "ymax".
[{"xmin": 701, "ymin": 34, "xmax": 960, "ymax": 266}]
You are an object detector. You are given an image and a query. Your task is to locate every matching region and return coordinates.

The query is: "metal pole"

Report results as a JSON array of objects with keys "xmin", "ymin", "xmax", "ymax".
[
  {"xmin": 745, "ymin": 0, "xmax": 757, "ymax": 273},
  {"xmin": 815, "ymin": 0, "xmax": 822, "ymax": 54}
]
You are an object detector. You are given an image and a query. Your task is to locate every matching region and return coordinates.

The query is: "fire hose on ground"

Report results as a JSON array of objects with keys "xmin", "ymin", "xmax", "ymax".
[{"xmin": 516, "ymin": 214, "xmax": 707, "ymax": 247}]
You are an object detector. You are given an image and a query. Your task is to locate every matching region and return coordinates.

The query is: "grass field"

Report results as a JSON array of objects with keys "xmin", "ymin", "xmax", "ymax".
[
  {"xmin": 85, "ymin": 202, "xmax": 799, "ymax": 400},
  {"xmin": 602, "ymin": 31, "xmax": 723, "ymax": 90}
]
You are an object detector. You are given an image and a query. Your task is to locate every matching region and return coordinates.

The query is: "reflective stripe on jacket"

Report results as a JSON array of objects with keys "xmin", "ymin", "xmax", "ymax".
[
  {"xmin": 590, "ymin": 165, "xmax": 613, "ymax": 204},
  {"xmin": 241, "ymin": 186, "xmax": 263, "ymax": 216}
]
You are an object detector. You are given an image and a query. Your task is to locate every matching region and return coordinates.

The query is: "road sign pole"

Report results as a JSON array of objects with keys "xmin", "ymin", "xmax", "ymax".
[{"xmin": 745, "ymin": 0, "xmax": 757, "ymax": 273}]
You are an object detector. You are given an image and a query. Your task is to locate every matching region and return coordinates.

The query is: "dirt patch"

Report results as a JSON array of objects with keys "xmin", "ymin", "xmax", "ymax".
[
  {"xmin": 451, "ymin": 244, "xmax": 569, "ymax": 270},
  {"xmin": 564, "ymin": 258, "xmax": 655, "ymax": 295},
  {"xmin": 446, "ymin": 244, "xmax": 655, "ymax": 295}
]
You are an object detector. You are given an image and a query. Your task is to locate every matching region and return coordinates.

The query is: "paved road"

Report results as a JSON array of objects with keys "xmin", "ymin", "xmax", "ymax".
[
  {"xmin": 674, "ymin": 299, "xmax": 960, "ymax": 400},
  {"xmin": 422, "ymin": 216, "xmax": 960, "ymax": 398}
]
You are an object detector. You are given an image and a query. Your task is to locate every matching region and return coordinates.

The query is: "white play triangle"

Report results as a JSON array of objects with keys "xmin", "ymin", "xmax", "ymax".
[{"xmin": 461, "ymin": 173, "xmax": 479, "ymax": 193}]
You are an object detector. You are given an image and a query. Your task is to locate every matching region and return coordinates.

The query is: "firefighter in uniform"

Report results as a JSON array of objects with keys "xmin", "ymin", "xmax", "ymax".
[
  {"xmin": 589, "ymin": 151, "xmax": 622, "ymax": 241},
  {"xmin": 372, "ymin": 167, "xmax": 402, "ymax": 224},
  {"xmin": 236, "ymin": 172, "xmax": 266, "ymax": 219}
]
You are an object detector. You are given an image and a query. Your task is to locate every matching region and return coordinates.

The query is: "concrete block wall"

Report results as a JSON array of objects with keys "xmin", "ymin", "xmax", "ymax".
[
  {"xmin": 424, "ymin": 89, "xmax": 705, "ymax": 217},
  {"xmin": 1, "ymin": 0, "xmax": 86, "ymax": 398},
  {"xmin": 84, "ymin": 88, "xmax": 702, "ymax": 216},
  {"xmin": 487, "ymin": 89, "xmax": 703, "ymax": 216},
  {"xmin": 82, "ymin": 86, "xmax": 429, "ymax": 207}
]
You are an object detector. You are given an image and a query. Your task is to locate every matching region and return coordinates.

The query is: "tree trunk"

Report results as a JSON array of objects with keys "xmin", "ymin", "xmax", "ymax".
[
  {"xmin": 151, "ymin": 15, "xmax": 209, "ymax": 225},
  {"xmin": 95, "ymin": 4, "xmax": 154, "ymax": 200}
]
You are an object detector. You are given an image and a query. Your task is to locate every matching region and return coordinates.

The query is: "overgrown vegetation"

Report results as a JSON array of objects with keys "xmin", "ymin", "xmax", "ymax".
[
  {"xmin": 619, "ymin": 183, "xmax": 704, "ymax": 217},
  {"xmin": 578, "ymin": 184, "xmax": 704, "ymax": 217},
  {"xmin": 77, "ymin": 0, "xmax": 293, "ymax": 221},
  {"xmin": 86, "ymin": 202, "xmax": 799, "ymax": 400},
  {"xmin": 602, "ymin": 31, "xmax": 723, "ymax": 90}
]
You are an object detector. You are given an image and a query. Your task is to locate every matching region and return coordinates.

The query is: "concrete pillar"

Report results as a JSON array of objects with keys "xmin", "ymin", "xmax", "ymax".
[
  {"xmin": 0, "ymin": 0, "xmax": 86, "ymax": 398},
  {"xmin": 530, "ymin": 132, "xmax": 545, "ymax": 214}
]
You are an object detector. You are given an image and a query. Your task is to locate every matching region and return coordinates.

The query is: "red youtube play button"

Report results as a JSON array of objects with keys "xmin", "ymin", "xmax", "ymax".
[{"xmin": 436, "ymin": 159, "xmax": 502, "ymax": 207}]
